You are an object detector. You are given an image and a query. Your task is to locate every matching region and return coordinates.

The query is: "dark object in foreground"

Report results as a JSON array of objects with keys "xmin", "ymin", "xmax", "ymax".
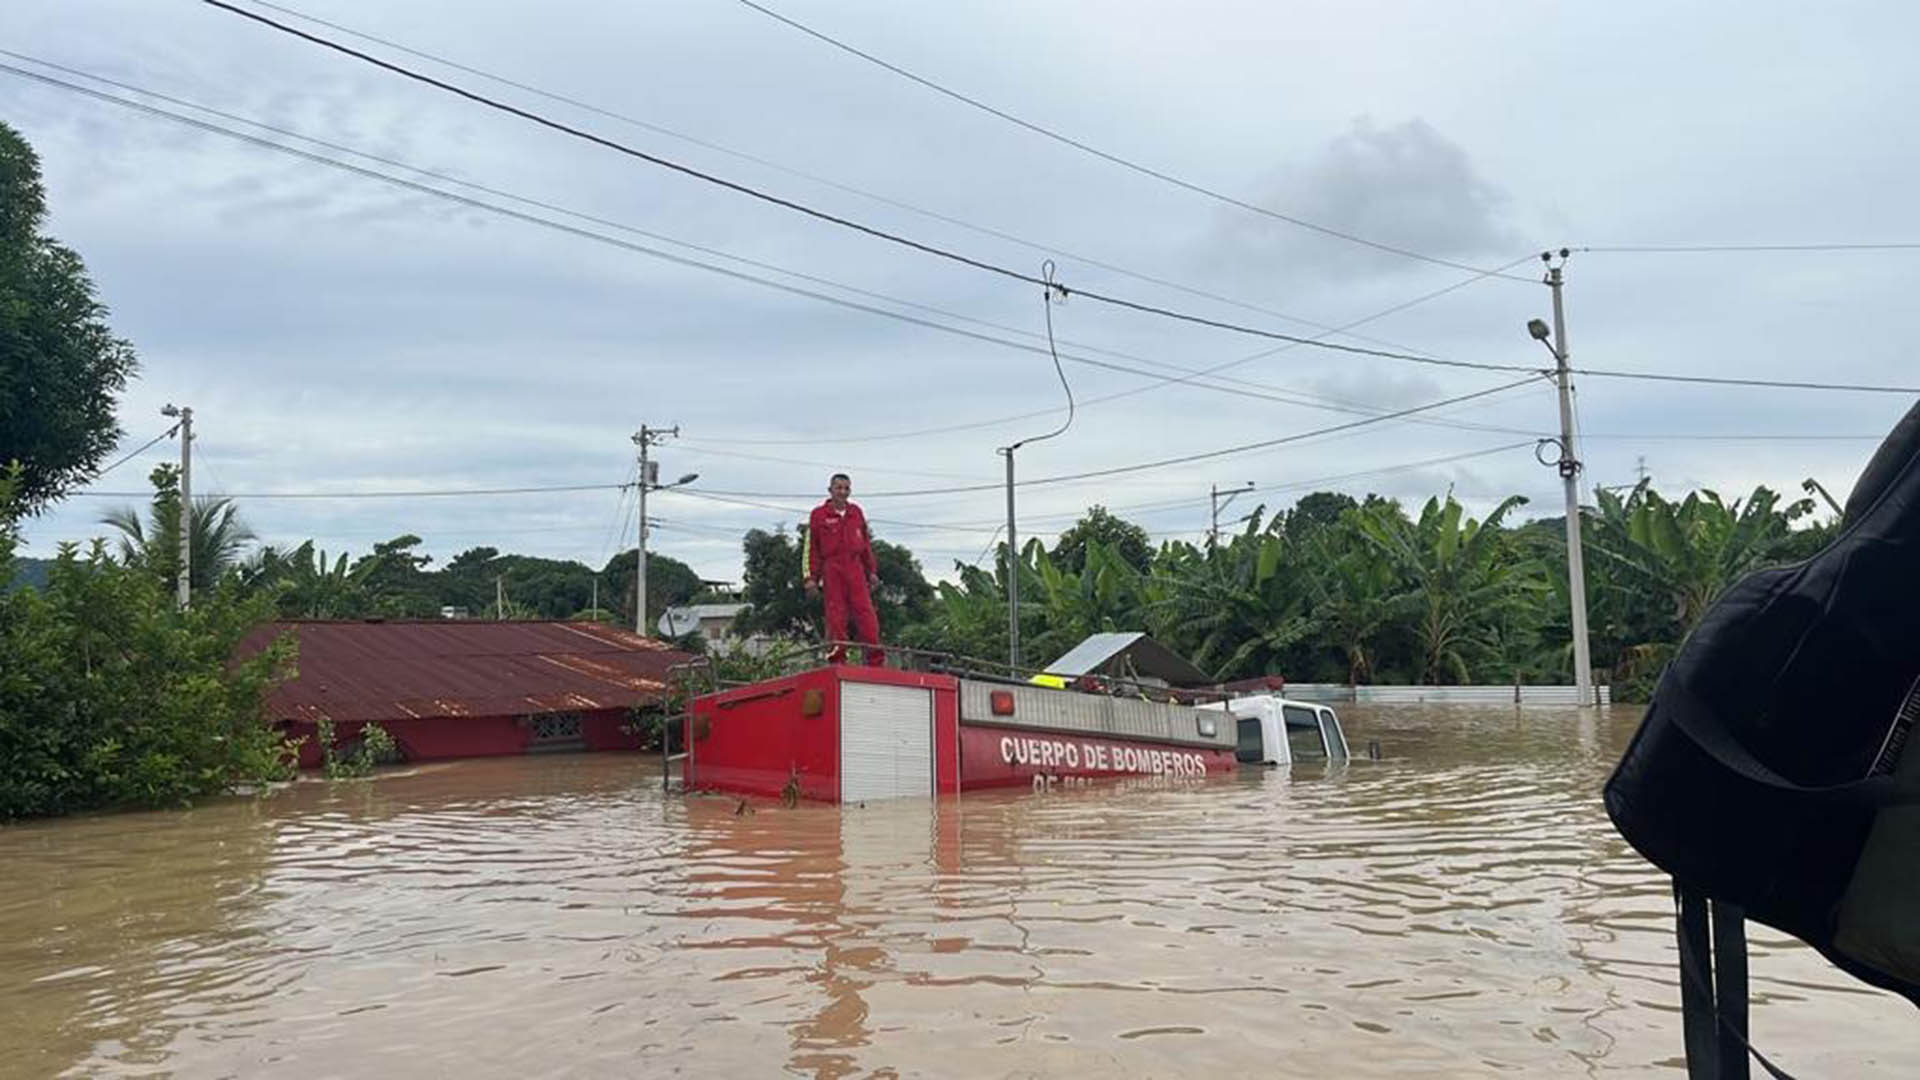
[{"xmin": 1606, "ymin": 401, "xmax": 1920, "ymax": 1078}]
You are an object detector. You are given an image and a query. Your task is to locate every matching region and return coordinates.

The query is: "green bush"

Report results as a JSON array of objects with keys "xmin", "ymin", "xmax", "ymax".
[
  {"xmin": 313, "ymin": 717, "xmax": 397, "ymax": 779},
  {"xmin": 0, "ymin": 470, "xmax": 296, "ymax": 818}
]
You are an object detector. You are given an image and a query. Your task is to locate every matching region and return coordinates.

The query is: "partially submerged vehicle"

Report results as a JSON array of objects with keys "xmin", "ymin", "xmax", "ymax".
[
  {"xmin": 1206, "ymin": 694, "xmax": 1350, "ymax": 766},
  {"xmin": 680, "ymin": 634, "xmax": 1348, "ymax": 804}
]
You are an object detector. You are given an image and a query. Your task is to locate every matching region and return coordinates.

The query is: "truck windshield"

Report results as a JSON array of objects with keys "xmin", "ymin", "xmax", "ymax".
[{"xmin": 1282, "ymin": 705, "xmax": 1327, "ymax": 760}]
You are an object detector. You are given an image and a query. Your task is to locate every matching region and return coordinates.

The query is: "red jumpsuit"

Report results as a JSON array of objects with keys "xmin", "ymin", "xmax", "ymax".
[{"xmin": 806, "ymin": 499, "xmax": 883, "ymax": 665}]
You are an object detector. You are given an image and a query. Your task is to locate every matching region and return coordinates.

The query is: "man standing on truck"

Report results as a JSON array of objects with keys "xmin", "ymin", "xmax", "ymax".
[{"xmin": 804, "ymin": 472, "xmax": 884, "ymax": 665}]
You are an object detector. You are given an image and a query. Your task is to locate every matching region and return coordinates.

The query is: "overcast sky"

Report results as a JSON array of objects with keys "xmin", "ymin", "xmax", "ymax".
[{"xmin": 6, "ymin": 0, "xmax": 1918, "ymax": 585}]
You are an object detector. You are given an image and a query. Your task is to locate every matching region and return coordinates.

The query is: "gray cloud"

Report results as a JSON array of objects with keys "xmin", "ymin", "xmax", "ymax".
[{"xmin": 1207, "ymin": 117, "xmax": 1523, "ymax": 287}]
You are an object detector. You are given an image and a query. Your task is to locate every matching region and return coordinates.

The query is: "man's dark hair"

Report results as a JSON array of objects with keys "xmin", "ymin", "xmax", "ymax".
[{"xmin": 830, "ymin": 472, "xmax": 850, "ymax": 485}]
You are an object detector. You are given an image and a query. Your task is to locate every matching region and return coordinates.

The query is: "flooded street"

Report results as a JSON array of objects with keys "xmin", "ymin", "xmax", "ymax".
[{"xmin": 2, "ymin": 705, "xmax": 1913, "ymax": 1078}]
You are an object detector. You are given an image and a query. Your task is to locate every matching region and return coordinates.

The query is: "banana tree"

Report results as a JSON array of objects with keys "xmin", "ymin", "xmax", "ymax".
[
  {"xmin": 239, "ymin": 540, "xmax": 365, "ymax": 618},
  {"xmin": 1146, "ymin": 522, "xmax": 1314, "ymax": 681},
  {"xmin": 1358, "ymin": 494, "xmax": 1537, "ymax": 684},
  {"xmin": 1586, "ymin": 481, "xmax": 1813, "ymax": 635},
  {"xmin": 1301, "ymin": 522, "xmax": 1399, "ymax": 684}
]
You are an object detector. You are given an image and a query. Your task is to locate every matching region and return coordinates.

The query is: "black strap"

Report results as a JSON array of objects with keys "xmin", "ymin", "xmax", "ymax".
[
  {"xmin": 1673, "ymin": 884, "xmax": 1799, "ymax": 1080},
  {"xmin": 1659, "ymin": 681, "xmax": 1918, "ymax": 809},
  {"xmin": 1713, "ymin": 900, "xmax": 1751, "ymax": 1080},
  {"xmin": 1678, "ymin": 886, "xmax": 1722, "ymax": 1078}
]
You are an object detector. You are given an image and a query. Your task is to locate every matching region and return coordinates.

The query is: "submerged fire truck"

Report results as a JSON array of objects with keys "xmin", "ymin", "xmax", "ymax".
[{"xmin": 682, "ymin": 633, "xmax": 1349, "ymax": 805}]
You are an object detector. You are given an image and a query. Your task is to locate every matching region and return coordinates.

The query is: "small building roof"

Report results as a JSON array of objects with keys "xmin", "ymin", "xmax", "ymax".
[
  {"xmin": 657, "ymin": 602, "xmax": 750, "ymax": 636},
  {"xmin": 1041, "ymin": 632, "xmax": 1213, "ymax": 688},
  {"xmin": 241, "ymin": 620, "xmax": 693, "ymax": 724}
]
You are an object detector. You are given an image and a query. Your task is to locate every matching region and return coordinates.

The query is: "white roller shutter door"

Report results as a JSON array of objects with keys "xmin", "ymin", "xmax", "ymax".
[{"xmin": 839, "ymin": 682, "xmax": 934, "ymax": 803}]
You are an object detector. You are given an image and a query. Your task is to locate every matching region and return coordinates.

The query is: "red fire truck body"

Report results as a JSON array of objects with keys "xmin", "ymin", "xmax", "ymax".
[{"xmin": 686, "ymin": 664, "xmax": 1239, "ymax": 804}]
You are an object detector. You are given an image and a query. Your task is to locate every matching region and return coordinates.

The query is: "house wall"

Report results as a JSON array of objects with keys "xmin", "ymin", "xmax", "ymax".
[{"xmin": 282, "ymin": 706, "xmax": 642, "ymax": 768}]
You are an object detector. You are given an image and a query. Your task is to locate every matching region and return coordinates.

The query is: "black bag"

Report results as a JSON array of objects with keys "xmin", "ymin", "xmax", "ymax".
[{"xmin": 1604, "ymin": 401, "xmax": 1920, "ymax": 1078}]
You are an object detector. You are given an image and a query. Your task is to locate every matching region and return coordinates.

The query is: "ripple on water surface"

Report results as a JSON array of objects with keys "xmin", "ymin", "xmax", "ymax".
[{"xmin": 0, "ymin": 707, "xmax": 1913, "ymax": 1078}]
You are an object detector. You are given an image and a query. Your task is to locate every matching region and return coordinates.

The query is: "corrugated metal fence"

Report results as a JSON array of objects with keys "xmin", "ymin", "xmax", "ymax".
[{"xmin": 1280, "ymin": 683, "xmax": 1613, "ymax": 707}]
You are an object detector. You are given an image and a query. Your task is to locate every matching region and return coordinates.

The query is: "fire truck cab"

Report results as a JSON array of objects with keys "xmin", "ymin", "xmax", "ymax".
[{"xmin": 1202, "ymin": 695, "xmax": 1351, "ymax": 767}]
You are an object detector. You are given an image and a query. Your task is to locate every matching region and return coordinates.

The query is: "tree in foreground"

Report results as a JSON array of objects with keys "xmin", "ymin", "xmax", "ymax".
[{"xmin": 0, "ymin": 121, "xmax": 138, "ymax": 514}]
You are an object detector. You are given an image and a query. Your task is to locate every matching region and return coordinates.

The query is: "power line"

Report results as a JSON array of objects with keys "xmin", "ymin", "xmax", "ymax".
[
  {"xmin": 682, "ymin": 250, "xmax": 1548, "ymax": 447},
  {"xmin": 4, "ymin": 60, "xmax": 1550, "ymax": 430},
  {"xmin": 200, "ymin": 1, "xmax": 1543, "ymax": 371},
  {"xmin": 1571, "ymin": 368, "xmax": 1920, "ymax": 395},
  {"xmin": 1581, "ymin": 432, "xmax": 1882, "ymax": 441},
  {"xmin": 664, "ymin": 487, "xmax": 975, "ymax": 532},
  {"xmin": 1582, "ymin": 243, "xmax": 1920, "ymax": 254},
  {"xmin": 727, "ymin": 0, "xmax": 1535, "ymax": 283},
  {"xmin": 912, "ymin": 441, "xmax": 1537, "ymax": 530},
  {"xmin": 687, "ymin": 377, "xmax": 1540, "ymax": 499},
  {"xmin": 69, "ymin": 483, "xmax": 626, "ymax": 500},
  {"xmin": 218, "ymin": 2, "xmax": 1461, "ymax": 353},
  {"xmin": 1, "ymin": 58, "xmax": 1375, "ymax": 420},
  {"xmin": 92, "ymin": 424, "xmax": 180, "ymax": 479}
]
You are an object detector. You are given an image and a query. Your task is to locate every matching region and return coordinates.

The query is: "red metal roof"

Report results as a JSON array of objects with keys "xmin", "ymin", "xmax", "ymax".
[{"xmin": 240, "ymin": 620, "xmax": 694, "ymax": 724}]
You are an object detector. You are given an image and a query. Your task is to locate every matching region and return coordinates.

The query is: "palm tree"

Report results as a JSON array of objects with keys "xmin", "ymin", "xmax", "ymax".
[{"xmin": 102, "ymin": 464, "xmax": 255, "ymax": 594}]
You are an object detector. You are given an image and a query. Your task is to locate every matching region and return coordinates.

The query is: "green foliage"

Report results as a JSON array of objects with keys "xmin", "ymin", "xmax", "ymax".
[
  {"xmin": 736, "ymin": 523, "xmax": 935, "ymax": 642},
  {"xmin": 0, "ymin": 122, "xmax": 139, "ymax": 514},
  {"xmin": 1355, "ymin": 494, "xmax": 1539, "ymax": 684},
  {"xmin": 599, "ymin": 547, "xmax": 702, "ymax": 630},
  {"xmin": 734, "ymin": 527, "xmax": 816, "ymax": 638},
  {"xmin": 5, "ymin": 555, "xmax": 51, "ymax": 593},
  {"xmin": 101, "ymin": 464, "xmax": 257, "ymax": 596},
  {"xmin": 314, "ymin": 718, "xmax": 396, "ymax": 779},
  {"xmin": 0, "ymin": 468, "xmax": 297, "ymax": 819},
  {"xmin": 1283, "ymin": 491, "xmax": 1358, "ymax": 540},
  {"xmin": 1580, "ymin": 480, "xmax": 1825, "ymax": 699},
  {"xmin": 238, "ymin": 540, "xmax": 364, "ymax": 618},
  {"xmin": 884, "ymin": 482, "xmax": 1830, "ymax": 698},
  {"xmin": 1054, "ymin": 506, "xmax": 1153, "ymax": 573}
]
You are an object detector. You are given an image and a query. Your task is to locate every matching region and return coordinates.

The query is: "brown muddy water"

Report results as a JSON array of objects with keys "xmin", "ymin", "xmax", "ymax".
[{"xmin": 2, "ymin": 706, "xmax": 1913, "ymax": 1078}]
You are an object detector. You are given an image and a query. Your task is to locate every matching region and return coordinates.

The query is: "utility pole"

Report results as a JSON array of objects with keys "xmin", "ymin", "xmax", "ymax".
[
  {"xmin": 162, "ymin": 404, "xmax": 192, "ymax": 609},
  {"xmin": 1209, "ymin": 481, "xmax": 1255, "ymax": 546},
  {"xmin": 1530, "ymin": 249, "xmax": 1594, "ymax": 705},
  {"xmin": 1002, "ymin": 448, "xmax": 1018, "ymax": 668},
  {"xmin": 999, "ymin": 262, "xmax": 1075, "ymax": 672},
  {"xmin": 496, "ymin": 576, "xmax": 505, "ymax": 619},
  {"xmin": 632, "ymin": 425, "xmax": 692, "ymax": 637}
]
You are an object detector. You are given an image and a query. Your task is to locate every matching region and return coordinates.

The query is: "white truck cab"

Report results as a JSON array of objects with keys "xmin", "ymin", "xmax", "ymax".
[{"xmin": 1202, "ymin": 695, "xmax": 1350, "ymax": 766}]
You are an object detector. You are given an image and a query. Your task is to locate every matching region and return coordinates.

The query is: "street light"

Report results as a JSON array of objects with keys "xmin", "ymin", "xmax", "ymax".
[{"xmin": 636, "ymin": 468, "xmax": 698, "ymax": 637}]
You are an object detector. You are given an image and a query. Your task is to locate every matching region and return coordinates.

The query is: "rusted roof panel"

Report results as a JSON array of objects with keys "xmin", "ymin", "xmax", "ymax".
[{"xmin": 240, "ymin": 620, "xmax": 693, "ymax": 723}]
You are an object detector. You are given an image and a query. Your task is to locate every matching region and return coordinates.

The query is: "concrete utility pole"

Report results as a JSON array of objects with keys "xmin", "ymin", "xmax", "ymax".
[
  {"xmin": 161, "ymin": 404, "xmax": 192, "ymax": 609},
  {"xmin": 1001, "ymin": 448, "xmax": 1018, "ymax": 667},
  {"xmin": 1209, "ymin": 481, "xmax": 1255, "ymax": 546},
  {"xmin": 1528, "ymin": 249, "xmax": 1594, "ymax": 705},
  {"xmin": 632, "ymin": 425, "xmax": 696, "ymax": 637}
]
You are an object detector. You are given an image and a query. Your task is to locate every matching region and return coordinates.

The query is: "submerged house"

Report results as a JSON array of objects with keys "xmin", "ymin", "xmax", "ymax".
[{"xmin": 241, "ymin": 620, "xmax": 692, "ymax": 767}]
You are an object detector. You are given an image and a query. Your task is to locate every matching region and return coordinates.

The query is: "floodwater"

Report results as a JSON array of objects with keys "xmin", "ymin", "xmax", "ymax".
[{"xmin": 2, "ymin": 707, "xmax": 1914, "ymax": 1079}]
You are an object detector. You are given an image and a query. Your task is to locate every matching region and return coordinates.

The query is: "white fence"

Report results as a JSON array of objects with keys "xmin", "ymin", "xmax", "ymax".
[{"xmin": 1280, "ymin": 683, "xmax": 1613, "ymax": 707}]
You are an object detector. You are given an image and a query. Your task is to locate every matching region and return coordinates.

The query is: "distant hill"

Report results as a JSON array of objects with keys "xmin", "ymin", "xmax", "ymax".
[{"xmin": 5, "ymin": 557, "xmax": 53, "ymax": 593}]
